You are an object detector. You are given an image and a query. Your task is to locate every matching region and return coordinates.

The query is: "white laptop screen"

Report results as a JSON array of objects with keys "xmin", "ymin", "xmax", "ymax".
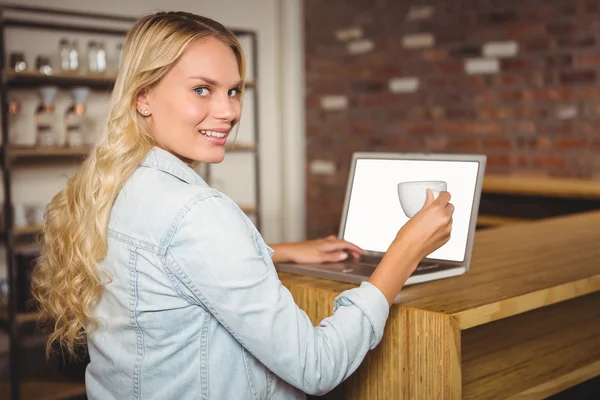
[{"xmin": 341, "ymin": 158, "xmax": 481, "ymax": 263}]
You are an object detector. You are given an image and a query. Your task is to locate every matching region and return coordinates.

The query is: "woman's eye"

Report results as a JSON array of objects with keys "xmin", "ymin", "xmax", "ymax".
[
  {"xmin": 228, "ymin": 89, "xmax": 240, "ymax": 97},
  {"xmin": 195, "ymin": 87, "xmax": 210, "ymax": 96}
]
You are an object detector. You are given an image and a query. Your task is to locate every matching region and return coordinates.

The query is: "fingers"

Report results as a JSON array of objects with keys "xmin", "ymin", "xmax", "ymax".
[
  {"xmin": 446, "ymin": 202, "xmax": 455, "ymax": 216},
  {"xmin": 325, "ymin": 251, "xmax": 349, "ymax": 262},
  {"xmin": 322, "ymin": 238, "xmax": 364, "ymax": 255},
  {"xmin": 423, "ymin": 188, "xmax": 435, "ymax": 207},
  {"xmin": 434, "ymin": 190, "xmax": 451, "ymax": 206}
]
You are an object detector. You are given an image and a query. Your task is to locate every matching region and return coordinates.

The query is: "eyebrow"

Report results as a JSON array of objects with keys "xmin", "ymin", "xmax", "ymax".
[{"xmin": 188, "ymin": 76, "xmax": 243, "ymax": 87}]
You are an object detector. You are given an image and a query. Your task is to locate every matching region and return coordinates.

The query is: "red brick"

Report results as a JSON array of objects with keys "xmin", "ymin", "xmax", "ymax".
[
  {"xmin": 482, "ymin": 137, "xmax": 513, "ymax": 150},
  {"xmin": 496, "ymin": 73, "xmax": 520, "ymax": 86},
  {"xmin": 438, "ymin": 122, "xmax": 468, "ymax": 135},
  {"xmin": 546, "ymin": 22, "xmax": 577, "ymax": 36},
  {"xmin": 578, "ymin": 53, "xmax": 600, "ymax": 68},
  {"xmin": 524, "ymin": 37, "xmax": 553, "ymax": 52},
  {"xmin": 485, "ymin": 153, "xmax": 526, "ymax": 170},
  {"xmin": 534, "ymin": 88, "xmax": 573, "ymax": 102},
  {"xmin": 425, "ymin": 77, "xmax": 453, "ymax": 89},
  {"xmin": 474, "ymin": 123, "xmax": 502, "ymax": 135},
  {"xmin": 430, "ymin": 107, "xmax": 445, "ymax": 120},
  {"xmin": 436, "ymin": 61, "xmax": 464, "ymax": 75},
  {"xmin": 406, "ymin": 107, "xmax": 429, "ymax": 120},
  {"xmin": 351, "ymin": 122, "xmax": 374, "ymax": 134},
  {"xmin": 424, "ymin": 137, "xmax": 448, "ymax": 151},
  {"xmin": 404, "ymin": 123, "xmax": 434, "ymax": 136},
  {"xmin": 531, "ymin": 155, "xmax": 567, "ymax": 169},
  {"xmin": 479, "ymin": 107, "xmax": 512, "ymax": 120},
  {"xmin": 592, "ymin": 139, "xmax": 600, "ymax": 152},
  {"xmin": 545, "ymin": 54, "xmax": 573, "ymax": 68},
  {"xmin": 500, "ymin": 58, "xmax": 535, "ymax": 71},
  {"xmin": 505, "ymin": 122, "xmax": 537, "ymax": 136},
  {"xmin": 559, "ymin": 69, "xmax": 597, "ymax": 84},
  {"xmin": 386, "ymin": 109, "xmax": 407, "ymax": 121},
  {"xmin": 447, "ymin": 137, "xmax": 480, "ymax": 151},
  {"xmin": 537, "ymin": 136, "xmax": 552, "ymax": 150},
  {"xmin": 575, "ymin": 89, "xmax": 600, "ymax": 101},
  {"xmin": 421, "ymin": 49, "xmax": 447, "ymax": 61},
  {"xmin": 553, "ymin": 137, "xmax": 589, "ymax": 151},
  {"xmin": 505, "ymin": 25, "xmax": 545, "ymax": 38},
  {"xmin": 514, "ymin": 108, "xmax": 540, "ymax": 119},
  {"xmin": 499, "ymin": 90, "xmax": 525, "ymax": 102},
  {"xmin": 486, "ymin": 154, "xmax": 511, "ymax": 168},
  {"xmin": 585, "ymin": 0, "xmax": 599, "ymax": 13},
  {"xmin": 557, "ymin": 36, "xmax": 596, "ymax": 49},
  {"xmin": 474, "ymin": 91, "xmax": 497, "ymax": 105}
]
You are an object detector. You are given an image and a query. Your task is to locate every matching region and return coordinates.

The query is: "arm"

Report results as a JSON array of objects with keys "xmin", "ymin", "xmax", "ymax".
[{"xmin": 164, "ymin": 195, "xmax": 390, "ymax": 395}]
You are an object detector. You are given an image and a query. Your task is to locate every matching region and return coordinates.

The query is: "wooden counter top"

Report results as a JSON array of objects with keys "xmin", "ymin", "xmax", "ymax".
[
  {"xmin": 279, "ymin": 210, "xmax": 600, "ymax": 330},
  {"xmin": 483, "ymin": 174, "xmax": 600, "ymax": 199},
  {"xmin": 279, "ymin": 211, "xmax": 600, "ymax": 399}
]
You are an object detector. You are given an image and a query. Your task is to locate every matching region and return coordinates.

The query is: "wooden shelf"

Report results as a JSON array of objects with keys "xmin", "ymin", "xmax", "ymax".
[
  {"xmin": 483, "ymin": 174, "xmax": 600, "ymax": 200},
  {"xmin": 13, "ymin": 224, "xmax": 43, "ymax": 236},
  {"xmin": 476, "ymin": 214, "xmax": 530, "ymax": 227},
  {"xmin": 462, "ymin": 292, "xmax": 600, "ymax": 400},
  {"xmin": 0, "ymin": 380, "xmax": 86, "ymax": 400},
  {"xmin": 4, "ymin": 69, "xmax": 117, "ymax": 90},
  {"xmin": 4, "ymin": 69, "xmax": 256, "ymax": 91},
  {"xmin": 225, "ymin": 143, "xmax": 256, "ymax": 152},
  {"xmin": 0, "ymin": 306, "xmax": 40, "ymax": 323},
  {"xmin": 240, "ymin": 205, "xmax": 258, "ymax": 214},
  {"xmin": 9, "ymin": 146, "xmax": 91, "ymax": 158}
]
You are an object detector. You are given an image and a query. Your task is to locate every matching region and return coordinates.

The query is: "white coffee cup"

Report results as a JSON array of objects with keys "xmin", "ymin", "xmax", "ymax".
[{"xmin": 397, "ymin": 180, "xmax": 447, "ymax": 218}]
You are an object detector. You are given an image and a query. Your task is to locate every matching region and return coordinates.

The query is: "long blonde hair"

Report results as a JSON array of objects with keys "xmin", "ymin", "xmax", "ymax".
[{"xmin": 31, "ymin": 11, "xmax": 246, "ymax": 357}]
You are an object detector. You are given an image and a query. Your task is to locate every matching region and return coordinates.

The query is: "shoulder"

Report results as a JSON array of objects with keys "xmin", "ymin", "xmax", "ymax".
[{"xmin": 109, "ymin": 166, "xmax": 238, "ymax": 247}]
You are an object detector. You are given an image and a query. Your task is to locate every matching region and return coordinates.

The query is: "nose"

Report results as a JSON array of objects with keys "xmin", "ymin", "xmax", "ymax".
[{"xmin": 211, "ymin": 92, "xmax": 237, "ymax": 122}]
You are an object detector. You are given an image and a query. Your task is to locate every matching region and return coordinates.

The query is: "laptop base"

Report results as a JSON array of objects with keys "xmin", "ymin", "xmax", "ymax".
[{"xmin": 275, "ymin": 262, "xmax": 466, "ymax": 303}]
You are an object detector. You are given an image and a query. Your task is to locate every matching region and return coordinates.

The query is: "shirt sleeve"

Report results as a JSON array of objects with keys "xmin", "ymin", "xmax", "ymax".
[{"xmin": 164, "ymin": 193, "xmax": 390, "ymax": 395}]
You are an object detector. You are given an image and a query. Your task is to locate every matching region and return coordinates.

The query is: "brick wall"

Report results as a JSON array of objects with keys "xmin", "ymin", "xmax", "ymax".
[{"xmin": 304, "ymin": 0, "xmax": 600, "ymax": 238}]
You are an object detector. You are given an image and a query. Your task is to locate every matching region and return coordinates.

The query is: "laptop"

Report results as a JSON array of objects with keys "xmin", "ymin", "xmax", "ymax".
[{"xmin": 276, "ymin": 152, "xmax": 487, "ymax": 292}]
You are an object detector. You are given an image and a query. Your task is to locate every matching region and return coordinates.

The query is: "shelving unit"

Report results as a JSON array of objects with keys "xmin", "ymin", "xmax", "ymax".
[{"xmin": 0, "ymin": 5, "xmax": 262, "ymax": 400}]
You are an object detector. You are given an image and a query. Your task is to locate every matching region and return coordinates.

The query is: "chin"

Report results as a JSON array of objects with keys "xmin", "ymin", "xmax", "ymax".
[{"xmin": 194, "ymin": 149, "xmax": 226, "ymax": 164}]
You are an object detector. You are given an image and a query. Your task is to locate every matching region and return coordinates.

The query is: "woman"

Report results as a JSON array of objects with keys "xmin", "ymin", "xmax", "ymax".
[{"xmin": 32, "ymin": 11, "xmax": 453, "ymax": 399}]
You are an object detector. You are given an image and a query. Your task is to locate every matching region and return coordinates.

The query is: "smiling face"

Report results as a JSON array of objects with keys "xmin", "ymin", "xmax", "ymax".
[{"xmin": 136, "ymin": 36, "xmax": 243, "ymax": 164}]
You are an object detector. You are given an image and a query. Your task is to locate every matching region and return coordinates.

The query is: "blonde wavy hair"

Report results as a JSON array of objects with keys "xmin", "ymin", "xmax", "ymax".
[{"xmin": 31, "ymin": 11, "xmax": 246, "ymax": 357}]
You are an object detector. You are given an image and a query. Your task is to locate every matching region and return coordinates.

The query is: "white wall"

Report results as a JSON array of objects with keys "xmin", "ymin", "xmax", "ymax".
[{"xmin": 0, "ymin": 0, "xmax": 307, "ymax": 280}]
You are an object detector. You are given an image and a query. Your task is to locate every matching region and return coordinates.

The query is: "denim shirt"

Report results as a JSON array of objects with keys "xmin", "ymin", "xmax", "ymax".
[{"xmin": 85, "ymin": 147, "xmax": 390, "ymax": 400}]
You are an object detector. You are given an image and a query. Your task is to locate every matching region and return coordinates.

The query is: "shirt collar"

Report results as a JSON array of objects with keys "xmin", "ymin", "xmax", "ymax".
[{"xmin": 140, "ymin": 146, "xmax": 208, "ymax": 186}]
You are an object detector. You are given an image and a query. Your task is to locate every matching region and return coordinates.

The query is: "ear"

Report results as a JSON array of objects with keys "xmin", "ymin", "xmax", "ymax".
[{"xmin": 136, "ymin": 90, "xmax": 152, "ymax": 116}]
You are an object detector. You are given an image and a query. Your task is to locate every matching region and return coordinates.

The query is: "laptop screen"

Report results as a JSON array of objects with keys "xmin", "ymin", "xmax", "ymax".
[{"xmin": 341, "ymin": 157, "xmax": 481, "ymax": 263}]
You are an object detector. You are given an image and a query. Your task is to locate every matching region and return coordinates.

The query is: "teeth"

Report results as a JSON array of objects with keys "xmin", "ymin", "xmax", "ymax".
[{"xmin": 200, "ymin": 130, "xmax": 226, "ymax": 138}]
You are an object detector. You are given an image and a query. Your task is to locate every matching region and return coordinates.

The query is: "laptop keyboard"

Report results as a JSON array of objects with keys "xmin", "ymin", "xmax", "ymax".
[
  {"xmin": 358, "ymin": 254, "xmax": 382, "ymax": 266},
  {"xmin": 348, "ymin": 254, "xmax": 440, "ymax": 273}
]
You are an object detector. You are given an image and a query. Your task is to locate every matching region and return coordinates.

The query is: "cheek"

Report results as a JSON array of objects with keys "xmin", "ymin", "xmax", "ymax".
[
  {"xmin": 233, "ymin": 102, "xmax": 242, "ymax": 122},
  {"xmin": 181, "ymin": 100, "xmax": 209, "ymax": 124}
]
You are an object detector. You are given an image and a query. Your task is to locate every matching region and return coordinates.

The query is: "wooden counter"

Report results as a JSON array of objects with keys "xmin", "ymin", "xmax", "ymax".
[
  {"xmin": 279, "ymin": 211, "xmax": 600, "ymax": 399},
  {"xmin": 477, "ymin": 174, "xmax": 600, "ymax": 228}
]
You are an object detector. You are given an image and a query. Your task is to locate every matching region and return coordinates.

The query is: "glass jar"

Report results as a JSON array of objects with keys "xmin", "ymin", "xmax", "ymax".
[{"xmin": 59, "ymin": 38, "xmax": 71, "ymax": 71}]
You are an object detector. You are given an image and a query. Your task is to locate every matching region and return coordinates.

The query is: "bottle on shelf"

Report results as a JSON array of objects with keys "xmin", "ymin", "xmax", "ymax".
[
  {"xmin": 87, "ymin": 40, "xmax": 98, "ymax": 73},
  {"xmin": 59, "ymin": 38, "xmax": 72, "ymax": 72},
  {"xmin": 65, "ymin": 86, "xmax": 91, "ymax": 147},
  {"xmin": 96, "ymin": 41, "xmax": 107, "ymax": 73},
  {"xmin": 69, "ymin": 39, "xmax": 81, "ymax": 72},
  {"xmin": 116, "ymin": 42, "xmax": 124, "ymax": 71},
  {"xmin": 35, "ymin": 85, "xmax": 59, "ymax": 147},
  {"xmin": 8, "ymin": 98, "xmax": 21, "ymax": 144}
]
